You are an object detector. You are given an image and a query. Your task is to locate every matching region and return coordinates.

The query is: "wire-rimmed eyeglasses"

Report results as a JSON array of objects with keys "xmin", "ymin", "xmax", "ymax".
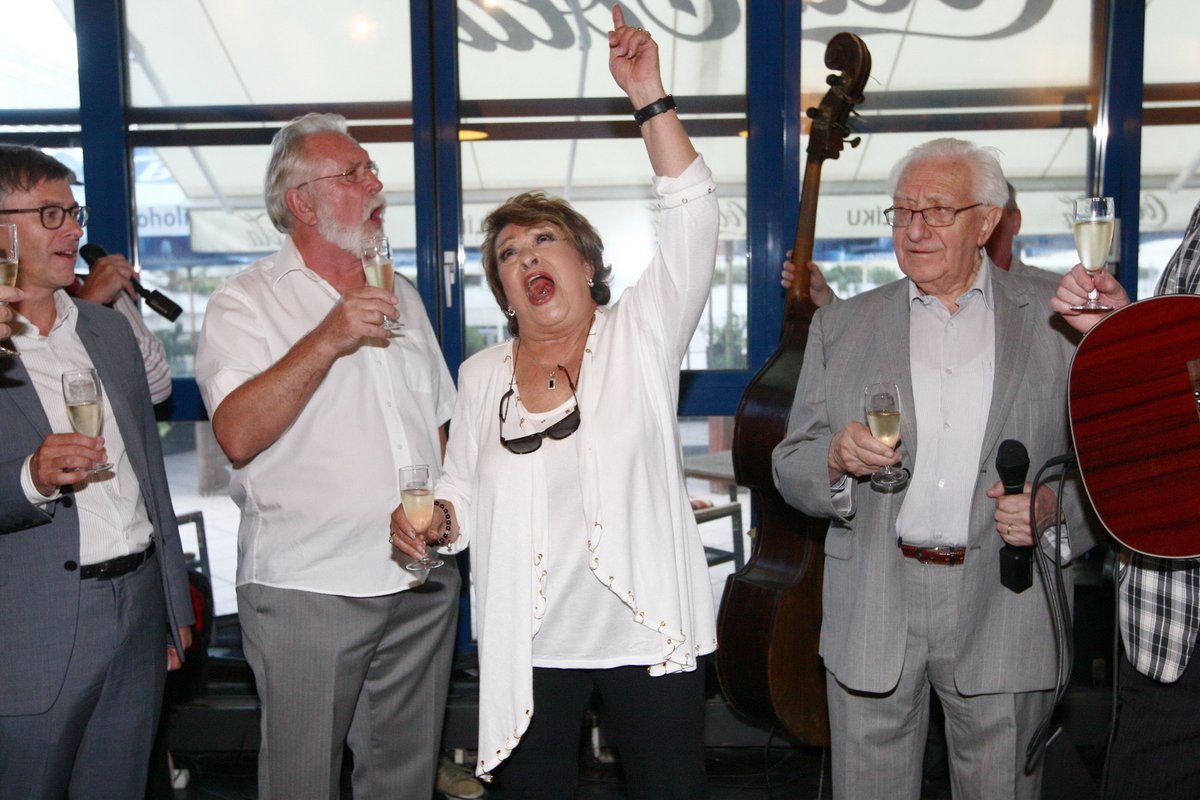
[
  {"xmin": 0, "ymin": 204, "xmax": 89, "ymax": 230},
  {"xmin": 883, "ymin": 203, "xmax": 983, "ymax": 228},
  {"xmin": 499, "ymin": 369, "xmax": 581, "ymax": 455},
  {"xmin": 294, "ymin": 160, "xmax": 380, "ymax": 191}
]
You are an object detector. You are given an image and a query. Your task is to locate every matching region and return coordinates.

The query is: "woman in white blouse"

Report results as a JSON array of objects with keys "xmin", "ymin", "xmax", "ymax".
[{"xmin": 390, "ymin": 6, "xmax": 720, "ymax": 796}]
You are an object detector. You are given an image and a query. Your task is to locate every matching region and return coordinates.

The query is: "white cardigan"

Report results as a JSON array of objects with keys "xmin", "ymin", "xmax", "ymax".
[{"xmin": 436, "ymin": 155, "xmax": 720, "ymax": 779}]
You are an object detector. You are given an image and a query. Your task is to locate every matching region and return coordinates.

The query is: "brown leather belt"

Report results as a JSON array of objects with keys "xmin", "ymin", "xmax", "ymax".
[{"xmin": 899, "ymin": 542, "xmax": 965, "ymax": 566}]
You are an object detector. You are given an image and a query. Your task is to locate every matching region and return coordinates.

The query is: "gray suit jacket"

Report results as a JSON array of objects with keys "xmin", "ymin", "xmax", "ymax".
[
  {"xmin": 0, "ymin": 300, "xmax": 193, "ymax": 716},
  {"xmin": 772, "ymin": 260, "xmax": 1095, "ymax": 696}
]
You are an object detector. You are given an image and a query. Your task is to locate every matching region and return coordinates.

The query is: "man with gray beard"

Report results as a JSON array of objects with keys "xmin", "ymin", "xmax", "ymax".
[{"xmin": 195, "ymin": 113, "xmax": 459, "ymax": 800}]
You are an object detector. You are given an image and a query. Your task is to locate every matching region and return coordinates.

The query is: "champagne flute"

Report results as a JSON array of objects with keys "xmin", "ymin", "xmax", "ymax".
[
  {"xmin": 0, "ymin": 223, "xmax": 19, "ymax": 356},
  {"xmin": 360, "ymin": 235, "xmax": 405, "ymax": 336},
  {"xmin": 1069, "ymin": 196, "xmax": 1116, "ymax": 313},
  {"xmin": 400, "ymin": 464, "xmax": 443, "ymax": 571},
  {"xmin": 864, "ymin": 381, "xmax": 907, "ymax": 492},
  {"xmin": 61, "ymin": 368, "xmax": 113, "ymax": 472}
]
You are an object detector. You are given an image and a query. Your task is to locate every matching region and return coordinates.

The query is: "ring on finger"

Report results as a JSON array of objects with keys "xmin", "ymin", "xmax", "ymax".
[{"xmin": 1006, "ymin": 523, "xmax": 1012, "ymax": 536}]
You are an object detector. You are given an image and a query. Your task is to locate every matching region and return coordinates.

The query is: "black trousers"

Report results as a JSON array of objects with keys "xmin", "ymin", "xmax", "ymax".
[
  {"xmin": 1104, "ymin": 637, "xmax": 1200, "ymax": 799},
  {"xmin": 495, "ymin": 657, "xmax": 709, "ymax": 800}
]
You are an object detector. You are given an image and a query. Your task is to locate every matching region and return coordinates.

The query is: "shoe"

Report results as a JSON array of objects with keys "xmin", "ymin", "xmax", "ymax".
[{"xmin": 436, "ymin": 755, "xmax": 487, "ymax": 800}]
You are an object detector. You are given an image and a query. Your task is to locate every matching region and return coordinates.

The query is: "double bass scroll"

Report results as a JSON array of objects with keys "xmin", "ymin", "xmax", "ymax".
[{"xmin": 716, "ymin": 32, "xmax": 871, "ymax": 747}]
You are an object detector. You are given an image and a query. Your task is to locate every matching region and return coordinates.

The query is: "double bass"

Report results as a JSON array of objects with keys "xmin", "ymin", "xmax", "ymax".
[{"xmin": 716, "ymin": 32, "xmax": 871, "ymax": 746}]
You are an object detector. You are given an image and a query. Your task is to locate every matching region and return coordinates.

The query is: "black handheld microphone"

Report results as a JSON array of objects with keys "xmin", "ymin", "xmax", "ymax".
[
  {"xmin": 80, "ymin": 244, "xmax": 183, "ymax": 322},
  {"xmin": 996, "ymin": 439, "xmax": 1033, "ymax": 593}
]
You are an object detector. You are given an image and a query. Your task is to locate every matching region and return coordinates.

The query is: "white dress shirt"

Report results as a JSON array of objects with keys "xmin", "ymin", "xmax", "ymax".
[
  {"xmin": 896, "ymin": 259, "xmax": 995, "ymax": 547},
  {"xmin": 13, "ymin": 290, "xmax": 155, "ymax": 565},
  {"xmin": 195, "ymin": 237, "xmax": 455, "ymax": 596}
]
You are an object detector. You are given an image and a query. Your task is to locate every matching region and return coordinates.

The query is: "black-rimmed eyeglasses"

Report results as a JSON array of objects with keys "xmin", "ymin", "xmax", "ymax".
[
  {"xmin": 499, "ymin": 369, "xmax": 581, "ymax": 455},
  {"xmin": 0, "ymin": 204, "xmax": 89, "ymax": 230},
  {"xmin": 883, "ymin": 203, "xmax": 983, "ymax": 228},
  {"xmin": 294, "ymin": 160, "xmax": 380, "ymax": 191}
]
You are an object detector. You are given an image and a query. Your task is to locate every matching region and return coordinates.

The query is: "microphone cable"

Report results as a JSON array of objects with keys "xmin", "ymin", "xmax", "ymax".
[
  {"xmin": 1022, "ymin": 449, "xmax": 1077, "ymax": 774},
  {"xmin": 1099, "ymin": 545, "xmax": 1123, "ymax": 796}
]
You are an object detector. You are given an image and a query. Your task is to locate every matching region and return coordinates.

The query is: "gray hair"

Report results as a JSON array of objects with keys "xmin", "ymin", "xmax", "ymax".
[
  {"xmin": 1004, "ymin": 180, "xmax": 1019, "ymax": 212},
  {"xmin": 264, "ymin": 113, "xmax": 351, "ymax": 233},
  {"xmin": 887, "ymin": 138, "xmax": 1009, "ymax": 209}
]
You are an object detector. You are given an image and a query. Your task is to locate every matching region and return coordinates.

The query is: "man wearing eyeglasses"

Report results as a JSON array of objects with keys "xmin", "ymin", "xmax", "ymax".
[
  {"xmin": 772, "ymin": 138, "xmax": 1094, "ymax": 800},
  {"xmin": 194, "ymin": 113, "xmax": 460, "ymax": 800},
  {"xmin": 0, "ymin": 172, "xmax": 172, "ymax": 407},
  {"xmin": 0, "ymin": 144, "xmax": 195, "ymax": 799}
]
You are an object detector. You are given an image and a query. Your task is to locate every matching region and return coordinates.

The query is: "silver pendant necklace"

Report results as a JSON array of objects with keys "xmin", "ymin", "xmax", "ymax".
[{"xmin": 519, "ymin": 340, "xmax": 566, "ymax": 391}]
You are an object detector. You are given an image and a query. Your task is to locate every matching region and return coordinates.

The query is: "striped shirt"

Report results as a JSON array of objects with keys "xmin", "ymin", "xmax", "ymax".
[{"xmin": 1119, "ymin": 198, "xmax": 1200, "ymax": 682}]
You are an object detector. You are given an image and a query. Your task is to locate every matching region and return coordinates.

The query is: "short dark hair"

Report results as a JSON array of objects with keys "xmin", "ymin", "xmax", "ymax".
[
  {"xmin": 0, "ymin": 144, "xmax": 76, "ymax": 203},
  {"xmin": 480, "ymin": 191, "xmax": 611, "ymax": 337}
]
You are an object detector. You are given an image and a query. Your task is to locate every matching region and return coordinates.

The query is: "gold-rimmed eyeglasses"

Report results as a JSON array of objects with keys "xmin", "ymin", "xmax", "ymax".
[
  {"xmin": 883, "ymin": 203, "xmax": 983, "ymax": 228},
  {"xmin": 0, "ymin": 204, "xmax": 89, "ymax": 230},
  {"xmin": 294, "ymin": 160, "xmax": 380, "ymax": 191}
]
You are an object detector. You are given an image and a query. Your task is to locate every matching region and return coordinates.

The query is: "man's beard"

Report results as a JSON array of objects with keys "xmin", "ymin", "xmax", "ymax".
[{"xmin": 316, "ymin": 195, "xmax": 386, "ymax": 253}]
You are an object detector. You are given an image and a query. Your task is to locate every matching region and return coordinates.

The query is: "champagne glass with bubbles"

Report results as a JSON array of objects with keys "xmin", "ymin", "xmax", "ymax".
[
  {"xmin": 864, "ymin": 381, "xmax": 907, "ymax": 492},
  {"xmin": 62, "ymin": 368, "xmax": 113, "ymax": 472},
  {"xmin": 400, "ymin": 464, "xmax": 443, "ymax": 571},
  {"xmin": 0, "ymin": 223, "xmax": 18, "ymax": 356},
  {"xmin": 361, "ymin": 235, "xmax": 404, "ymax": 336},
  {"xmin": 1069, "ymin": 197, "xmax": 1116, "ymax": 312}
]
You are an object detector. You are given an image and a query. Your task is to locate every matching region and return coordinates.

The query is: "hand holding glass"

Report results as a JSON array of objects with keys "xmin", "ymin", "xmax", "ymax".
[
  {"xmin": 0, "ymin": 223, "xmax": 19, "ymax": 356},
  {"xmin": 361, "ymin": 236, "xmax": 404, "ymax": 336},
  {"xmin": 864, "ymin": 382, "xmax": 907, "ymax": 492},
  {"xmin": 1069, "ymin": 197, "xmax": 1115, "ymax": 312},
  {"xmin": 400, "ymin": 464, "xmax": 443, "ymax": 571},
  {"xmin": 62, "ymin": 368, "xmax": 113, "ymax": 472}
]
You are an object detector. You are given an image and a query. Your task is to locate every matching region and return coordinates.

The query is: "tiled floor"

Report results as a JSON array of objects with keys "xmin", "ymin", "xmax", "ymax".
[
  {"xmin": 164, "ymin": 651, "xmax": 1106, "ymax": 800},
  {"xmin": 167, "ymin": 745, "xmax": 883, "ymax": 799},
  {"xmin": 165, "ymin": 738, "xmax": 1104, "ymax": 799}
]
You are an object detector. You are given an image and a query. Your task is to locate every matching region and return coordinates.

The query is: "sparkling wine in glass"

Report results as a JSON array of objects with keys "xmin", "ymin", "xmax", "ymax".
[
  {"xmin": 864, "ymin": 382, "xmax": 907, "ymax": 492},
  {"xmin": 1069, "ymin": 197, "xmax": 1116, "ymax": 313},
  {"xmin": 400, "ymin": 464, "xmax": 443, "ymax": 571},
  {"xmin": 361, "ymin": 235, "xmax": 405, "ymax": 336},
  {"xmin": 62, "ymin": 368, "xmax": 113, "ymax": 472},
  {"xmin": 0, "ymin": 223, "xmax": 19, "ymax": 356}
]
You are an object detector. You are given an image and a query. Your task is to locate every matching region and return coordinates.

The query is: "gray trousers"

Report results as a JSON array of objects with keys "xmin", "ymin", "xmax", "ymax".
[
  {"xmin": 0, "ymin": 553, "xmax": 167, "ymax": 800},
  {"xmin": 238, "ymin": 561, "xmax": 460, "ymax": 800},
  {"xmin": 827, "ymin": 557, "xmax": 1053, "ymax": 800}
]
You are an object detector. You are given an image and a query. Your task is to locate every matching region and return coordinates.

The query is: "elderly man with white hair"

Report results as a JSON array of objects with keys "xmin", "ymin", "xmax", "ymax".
[{"xmin": 773, "ymin": 138, "xmax": 1095, "ymax": 800}]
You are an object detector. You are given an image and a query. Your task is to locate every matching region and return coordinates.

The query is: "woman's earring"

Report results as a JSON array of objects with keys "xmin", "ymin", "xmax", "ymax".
[
  {"xmin": 506, "ymin": 307, "xmax": 516, "ymax": 317},
  {"xmin": 587, "ymin": 278, "xmax": 594, "ymax": 288}
]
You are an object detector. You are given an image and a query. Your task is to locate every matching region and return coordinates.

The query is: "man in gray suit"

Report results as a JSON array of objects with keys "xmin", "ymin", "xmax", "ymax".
[
  {"xmin": 0, "ymin": 145, "xmax": 194, "ymax": 798},
  {"xmin": 773, "ymin": 138, "xmax": 1091, "ymax": 800}
]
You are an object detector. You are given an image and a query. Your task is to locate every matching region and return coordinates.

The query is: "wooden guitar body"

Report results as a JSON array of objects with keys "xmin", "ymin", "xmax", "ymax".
[
  {"xmin": 1069, "ymin": 294, "xmax": 1200, "ymax": 558},
  {"xmin": 716, "ymin": 32, "xmax": 870, "ymax": 747}
]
